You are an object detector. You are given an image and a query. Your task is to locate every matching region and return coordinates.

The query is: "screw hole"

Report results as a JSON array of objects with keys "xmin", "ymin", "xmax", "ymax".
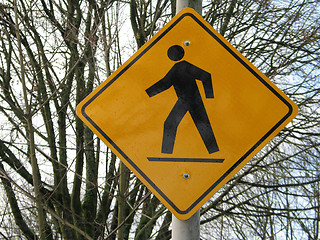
[{"xmin": 184, "ymin": 40, "xmax": 191, "ymax": 46}]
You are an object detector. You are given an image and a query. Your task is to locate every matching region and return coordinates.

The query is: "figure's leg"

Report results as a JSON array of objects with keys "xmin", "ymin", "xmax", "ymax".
[
  {"xmin": 189, "ymin": 100, "xmax": 219, "ymax": 154},
  {"xmin": 162, "ymin": 99, "xmax": 187, "ymax": 154}
]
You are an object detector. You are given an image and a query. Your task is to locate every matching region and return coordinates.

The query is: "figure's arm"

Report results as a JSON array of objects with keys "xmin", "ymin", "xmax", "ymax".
[
  {"xmin": 145, "ymin": 71, "xmax": 173, "ymax": 97},
  {"xmin": 201, "ymin": 71, "xmax": 214, "ymax": 99},
  {"xmin": 190, "ymin": 64, "xmax": 214, "ymax": 98}
]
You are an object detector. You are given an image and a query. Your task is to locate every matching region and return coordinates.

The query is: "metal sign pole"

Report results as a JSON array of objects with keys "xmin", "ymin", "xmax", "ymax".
[
  {"xmin": 172, "ymin": 210, "xmax": 200, "ymax": 239},
  {"xmin": 176, "ymin": 0, "xmax": 202, "ymax": 14},
  {"xmin": 172, "ymin": 1, "xmax": 202, "ymax": 239}
]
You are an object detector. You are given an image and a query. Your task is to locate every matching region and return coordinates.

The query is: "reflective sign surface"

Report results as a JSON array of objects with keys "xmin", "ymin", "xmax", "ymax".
[{"xmin": 77, "ymin": 8, "xmax": 298, "ymax": 220}]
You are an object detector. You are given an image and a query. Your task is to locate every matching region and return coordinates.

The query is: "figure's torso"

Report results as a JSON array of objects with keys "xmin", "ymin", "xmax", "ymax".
[{"xmin": 171, "ymin": 61, "xmax": 202, "ymax": 103}]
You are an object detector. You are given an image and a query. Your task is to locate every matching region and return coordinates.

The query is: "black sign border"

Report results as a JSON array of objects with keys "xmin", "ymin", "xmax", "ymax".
[{"xmin": 81, "ymin": 11, "xmax": 294, "ymax": 215}]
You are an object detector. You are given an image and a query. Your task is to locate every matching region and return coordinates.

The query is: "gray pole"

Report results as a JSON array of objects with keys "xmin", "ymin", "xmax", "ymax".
[
  {"xmin": 176, "ymin": 0, "xmax": 202, "ymax": 15},
  {"xmin": 172, "ymin": 1, "xmax": 202, "ymax": 239},
  {"xmin": 172, "ymin": 210, "xmax": 200, "ymax": 240}
]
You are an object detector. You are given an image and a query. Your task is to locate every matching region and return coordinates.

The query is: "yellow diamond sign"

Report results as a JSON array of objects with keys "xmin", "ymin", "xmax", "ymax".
[{"xmin": 77, "ymin": 8, "xmax": 298, "ymax": 220}]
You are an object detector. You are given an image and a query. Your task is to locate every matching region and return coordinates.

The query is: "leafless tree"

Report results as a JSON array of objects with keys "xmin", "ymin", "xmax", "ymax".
[{"xmin": 0, "ymin": 0, "xmax": 319, "ymax": 239}]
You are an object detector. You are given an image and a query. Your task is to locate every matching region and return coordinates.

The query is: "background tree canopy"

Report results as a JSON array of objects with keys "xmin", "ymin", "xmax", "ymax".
[{"xmin": 0, "ymin": 0, "xmax": 319, "ymax": 239}]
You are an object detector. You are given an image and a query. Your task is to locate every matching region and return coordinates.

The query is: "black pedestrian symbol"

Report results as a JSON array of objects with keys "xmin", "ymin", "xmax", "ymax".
[{"xmin": 146, "ymin": 45, "xmax": 219, "ymax": 155}]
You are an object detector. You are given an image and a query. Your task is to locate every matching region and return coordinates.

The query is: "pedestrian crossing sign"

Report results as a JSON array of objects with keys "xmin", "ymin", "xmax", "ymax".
[{"xmin": 76, "ymin": 8, "xmax": 298, "ymax": 220}]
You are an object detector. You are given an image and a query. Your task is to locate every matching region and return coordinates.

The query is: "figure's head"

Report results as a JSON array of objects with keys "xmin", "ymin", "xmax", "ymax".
[{"xmin": 167, "ymin": 45, "xmax": 184, "ymax": 61}]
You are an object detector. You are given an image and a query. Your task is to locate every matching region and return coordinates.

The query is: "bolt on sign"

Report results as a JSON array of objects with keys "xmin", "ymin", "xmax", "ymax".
[{"xmin": 77, "ymin": 8, "xmax": 298, "ymax": 220}]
